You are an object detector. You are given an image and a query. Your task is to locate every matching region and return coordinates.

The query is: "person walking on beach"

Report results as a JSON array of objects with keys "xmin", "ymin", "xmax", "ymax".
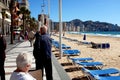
[
  {"xmin": 10, "ymin": 52, "xmax": 36, "ymax": 80},
  {"xmin": 83, "ymin": 34, "xmax": 86, "ymax": 40},
  {"xmin": 33, "ymin": 26, "xmax": 53, "ymax": 80},
  {"xmin": 0, "ymin": 33, "xmax": 7, "ymax": 80}
]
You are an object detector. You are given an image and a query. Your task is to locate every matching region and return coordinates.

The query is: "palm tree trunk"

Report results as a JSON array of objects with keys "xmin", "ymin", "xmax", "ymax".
[
  {"xmin": 10, "ymin": 12, "xmax": 14, "ymax": 44},
  {"xmin": 23, "ymin": 14, "xmax": 25, "ymax": 34},
  {"xmin": 10, "ymin": 0, "xmax": 14, "ymax": 44}
]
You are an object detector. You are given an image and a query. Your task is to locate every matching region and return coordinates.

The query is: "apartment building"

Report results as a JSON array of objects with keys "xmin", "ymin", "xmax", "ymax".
[
  {"xmin": 19, "ymin": 0, "xmax": 29, "ymax": 10},
  {"xmin": 0, "ymin": 0, "xmax": 11, "ymax": 35},
  {"xmin": 0, "ymin": 0, "xmax": 30, "ymax": 35}
]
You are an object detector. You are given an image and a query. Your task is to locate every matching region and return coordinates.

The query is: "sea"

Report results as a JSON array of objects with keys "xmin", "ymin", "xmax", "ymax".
[{"xmin": 67, "ymin": 31, "xmax": 120, "ymax": 38}]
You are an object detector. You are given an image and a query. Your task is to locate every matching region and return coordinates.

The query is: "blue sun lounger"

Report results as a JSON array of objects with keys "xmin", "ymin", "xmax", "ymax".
[
  {"xmin": 67, "ymin": 56, "xmax": 94, "ymax": 63},
  {"xmin": 76, "ymin": 62, "xmax": 103, "ymax": 67},
  {"xmin": 52, "ymin": 40, "xmax": 71, "ymax": 49},
  {"xmin": 63, "ymin": 49, "xmax": 80, "ymax": 55},
  {"xmin": 75, "ymin": 61, "xmax": 103, "ymax": 69},
  {"xmin": 55, "ymin": 44, "xmax": 71, "ymax": 49},
  {"xmin": 70, "ymin": 57, "xmax": 93, "ymax": 62},
  {"xmin": 68, "ymin": 57, "xmax": 94, "ymax": 65},
  {"xmin": 96, "ymin": 76, "xmax": 120, "ymax": 80},
  {"xmin": 81, "ymin": 67, "xmax": 120, "ymax": 80},
  {"xmin": 61, "ymin": 44, "xmax": 71, "ymax": 49}
]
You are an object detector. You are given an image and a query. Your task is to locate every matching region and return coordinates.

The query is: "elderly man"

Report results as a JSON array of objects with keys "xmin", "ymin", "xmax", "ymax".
[{"xmin": 33, "ymin": 26, "xmax": 53, "ymax": 80}]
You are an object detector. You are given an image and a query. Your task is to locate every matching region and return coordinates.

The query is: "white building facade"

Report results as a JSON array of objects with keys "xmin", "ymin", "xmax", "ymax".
[{"xmin": 0, "ymin": 0, "xmax": 11, "ymax": 35}]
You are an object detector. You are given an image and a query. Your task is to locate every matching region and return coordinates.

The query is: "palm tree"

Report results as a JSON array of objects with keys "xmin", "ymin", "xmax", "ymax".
[
  {"xmin": 20, "ymin": 7, "xmax": 30, "ymax": 33},
  {"xmin": 29, "ymin": 17, "xmax": 38, "ymax": 30},
  {"xmin": 25, "ymin": 15, "xmax": 31, "ymax": 30}
]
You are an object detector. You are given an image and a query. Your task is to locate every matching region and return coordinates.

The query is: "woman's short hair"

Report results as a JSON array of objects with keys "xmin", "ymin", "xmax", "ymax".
[{"xmin": 16, "ymin": 52, "xmax": 32, "ymax": 69}]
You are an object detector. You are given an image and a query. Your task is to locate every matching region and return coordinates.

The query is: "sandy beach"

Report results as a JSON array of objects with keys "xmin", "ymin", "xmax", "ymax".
[{"xmin": 51, "ymin": 33, "xmax": 120, "ymax": 80}]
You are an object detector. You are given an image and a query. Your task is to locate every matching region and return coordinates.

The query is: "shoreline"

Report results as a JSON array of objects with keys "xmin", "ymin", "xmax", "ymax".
[
  {"xmin": 51, "ymin": 33, "xmax": 120, "ymax": 80},
  {"xmin": 68, "ymin": 31, "xmax": 120, "ymax": 38}
]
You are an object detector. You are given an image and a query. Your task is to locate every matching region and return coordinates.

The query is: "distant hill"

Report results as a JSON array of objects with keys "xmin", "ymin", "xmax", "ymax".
[
  {"xmin": 65, "ymin": 19, "xmax": 120, "ymax": 31},
  {"xmin": 53, "ymin": 19, "xmax": 120, "ymax": 31}
]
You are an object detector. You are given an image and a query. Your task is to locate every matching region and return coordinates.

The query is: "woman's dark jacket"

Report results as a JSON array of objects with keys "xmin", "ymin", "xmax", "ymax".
[{"xmin": 0, "ymin": 36, "xmax": 7, "ymax": 60}]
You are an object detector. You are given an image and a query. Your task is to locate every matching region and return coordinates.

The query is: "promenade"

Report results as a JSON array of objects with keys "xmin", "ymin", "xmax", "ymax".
[{"xmin": 4, "ymin": 38, "xmax": 70, "ymax": 80}]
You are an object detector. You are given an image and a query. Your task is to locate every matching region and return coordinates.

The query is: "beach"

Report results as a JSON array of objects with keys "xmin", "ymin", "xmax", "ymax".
[{"xmin": 51, "ymin": 33, "xmax": 120, "ymax": 80}]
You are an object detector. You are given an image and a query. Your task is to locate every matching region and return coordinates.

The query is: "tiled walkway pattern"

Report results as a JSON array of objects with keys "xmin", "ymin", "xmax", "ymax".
[
  {"xmin": 5, "ymin": 41, "xmax": 61, "ymax": 80},
  {"xmin": 5, "ymin": 41, "xmax": 36, "ymax": 80}
]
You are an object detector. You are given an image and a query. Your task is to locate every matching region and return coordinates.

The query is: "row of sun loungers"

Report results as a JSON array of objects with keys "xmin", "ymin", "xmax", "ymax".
[
  {"xmin": 67, "ymin": 55, "xmax": 120, "ymax": 80},
  {"xmin": 62, "ymin": 36, "xmax": 110, "ymax": 49},
  {"xmin": 53, "ymin": 34, "xmax": 110, "ymax": 49},
  {"xmin": 67, "ymin": 56, "xmax": 120, "ymax": 80},
  {"xmin": 52, "ymin": 39, "xmax": 119, "ymax": 80},
  {"xmin": 68, "ymin": 56, "xmax": 103, "ymax": 69},
  {"xmin": 62, "ymin": 36, "xmax": 91, "ymax": 45},
  {"xmin": 52, "ymin": 40, "xmax": 80, "ymax": 56}
]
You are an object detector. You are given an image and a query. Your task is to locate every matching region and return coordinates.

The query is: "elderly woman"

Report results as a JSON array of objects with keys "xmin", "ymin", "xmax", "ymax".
[
  {"xmin": 0, "ymin": 33, "xmax": 7, "ymax": 80},
  {"xmin": 10, "ymin": 53, "xmax": 36, "ymax": 80}
]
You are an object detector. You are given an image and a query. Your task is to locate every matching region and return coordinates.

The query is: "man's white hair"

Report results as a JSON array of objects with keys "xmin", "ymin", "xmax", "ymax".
[
  {"xmin": 16, "ymin": 52, "xmax": 32, "ymax": 69},
  {"xmin": 43, "ymin": 25, "xmax": 48, "ymax": 31},
  {"xmin": 40, "ymin": 25, "xmax": 48, "ymax": 34}
]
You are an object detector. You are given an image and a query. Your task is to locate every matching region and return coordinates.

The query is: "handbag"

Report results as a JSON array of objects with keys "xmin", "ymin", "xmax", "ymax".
[{"xmin": 29, "ymin": 69, "xmax": 42, "ymax": 80}]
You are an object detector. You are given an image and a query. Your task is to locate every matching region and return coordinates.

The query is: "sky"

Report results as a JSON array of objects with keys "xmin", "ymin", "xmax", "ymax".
[{"xmin": 29, "ymin": 0, "xmax": 120, "ymax": 26}]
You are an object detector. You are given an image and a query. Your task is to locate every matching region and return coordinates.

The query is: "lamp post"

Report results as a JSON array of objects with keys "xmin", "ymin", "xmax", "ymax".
[
  {"xmin": 41, "ymin": 0, "xmax": 45, "ymax": 27},
  {"xmin": 47, "ymin": 0, "xmax": 50, "ymax": 35},
  {"xmin": 59, "ymin": 0, "xmax": 62, "ymax": 59}
]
